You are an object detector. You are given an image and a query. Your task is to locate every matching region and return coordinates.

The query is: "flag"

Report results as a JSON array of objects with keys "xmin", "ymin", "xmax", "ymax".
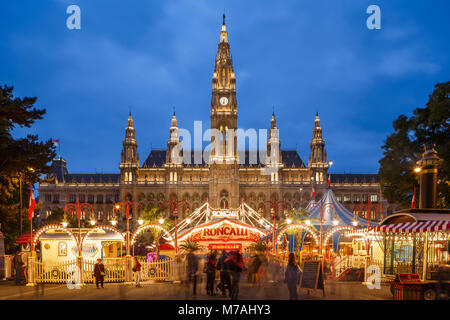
[
  {"xmin": 311, "ymin": 185, "xmax": 316, "ymax": 200},
  {"xmin": 53, "ymin": 139, "xmax": 59, "ymax": 146},
  {"xmin": 411, "ymin": 186, "xmax": 416, "ymax": 209},
  {"xmin": 327, "ymin": 173, "xmax": 331, "ymax": 188},
  {"xmin": 28, "ymin": 184, "xmax": 36, "ymax": 220}
]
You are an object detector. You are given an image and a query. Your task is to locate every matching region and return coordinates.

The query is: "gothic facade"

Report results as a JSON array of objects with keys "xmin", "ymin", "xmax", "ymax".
[{"xmin": 38, "ymin": 18, "xmax": 388, "ymax": 223}]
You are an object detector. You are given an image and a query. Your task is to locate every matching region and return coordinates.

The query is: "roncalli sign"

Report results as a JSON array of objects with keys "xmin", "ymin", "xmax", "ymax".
[{"xmin": 190, "ymin": 222, "xmax": 261, "ymax": 242}]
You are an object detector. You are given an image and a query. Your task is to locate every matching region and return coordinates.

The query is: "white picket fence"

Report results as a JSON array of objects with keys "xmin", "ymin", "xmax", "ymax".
[
  {"xmin": 83, "ymin": 258, "xmax": 126, "ymax": 283},
  {"xmin": 137, "ymin": 258, "xmax": 174, "ymax": 282},
  {"xmin": 33, "ymin": 259, "xmax": 78, "ymax": 284},
  {"xmin": 32, "ymin": 257, "xmax": 176, "ymax": 284}
]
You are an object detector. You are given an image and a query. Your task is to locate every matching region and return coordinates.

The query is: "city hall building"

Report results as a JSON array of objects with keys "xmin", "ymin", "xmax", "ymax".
[{"xmin": 38, "ymin": 18, "xmax": 386, "ymax": 223}]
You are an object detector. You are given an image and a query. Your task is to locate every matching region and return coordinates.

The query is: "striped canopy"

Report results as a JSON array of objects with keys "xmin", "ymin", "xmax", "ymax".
[
  {"xmin": 345, "ymin": 220, "xmax": 450, "ymax": 235},
  {"xmin": 306, "ymin": 188, "xmax": 378, "ymax": 227}
]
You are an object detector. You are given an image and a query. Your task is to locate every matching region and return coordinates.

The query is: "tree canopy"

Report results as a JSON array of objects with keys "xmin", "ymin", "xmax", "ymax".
[
  {"xmin": 379, "ymin": 81, "xmax": 449, "ymax": 209},
  {"xmin": 0, "ymin": 84, "xmax": 56, "ymax": 252}
]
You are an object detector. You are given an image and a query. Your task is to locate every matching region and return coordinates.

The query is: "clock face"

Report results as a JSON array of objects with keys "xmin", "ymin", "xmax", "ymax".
[{"xmin": 219, "ymin": 97, "xmax": 229, "ymax": 106}]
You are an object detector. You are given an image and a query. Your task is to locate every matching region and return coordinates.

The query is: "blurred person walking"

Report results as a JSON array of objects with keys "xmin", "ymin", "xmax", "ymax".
[
  {"xmin": 225, "ymin": 251, "xmax": 244, "ymax": 300},
  {"xmin": 217, "ymin": 251, "xmax": 231, "ymax": 296},
  {"xmin": 186, "ymin": 249, "xmax": 199, "ymax": 295},
  {"xmin": 284, "ymin": 253, "xmax": 301, "ymax": 300},
  {"xmin": 13, "ymin": 250, "xmax": 24, "ymax": 285},
  {"xmin": 205, "ymin": 251, "xmax": 217, "ymax": 295}
]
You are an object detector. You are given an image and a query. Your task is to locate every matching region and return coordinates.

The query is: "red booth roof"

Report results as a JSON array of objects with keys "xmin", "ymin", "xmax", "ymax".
[
  {"xmin": 159, "ymin": 243, "xmax": 175, "ymax": 250},
  {"xmin": 17, "ymin": 232, "xmax": 35, "ymax": 244}
]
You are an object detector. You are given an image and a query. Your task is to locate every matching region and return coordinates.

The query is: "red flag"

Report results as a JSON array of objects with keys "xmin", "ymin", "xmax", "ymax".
[
  {"xmin": 311, "ymin": 185, "xmax": 316, "ymax": 199},
  {"xmin": 28, "ymin": 184, "xmax": 36, "ymax": 220},
  {"xmin": 411, "ymin": 186, "xmax": 416, "ymax": 209},
  {"xmin": 327, "ymin": 173, "xmax": 331, "ymax": 188}
]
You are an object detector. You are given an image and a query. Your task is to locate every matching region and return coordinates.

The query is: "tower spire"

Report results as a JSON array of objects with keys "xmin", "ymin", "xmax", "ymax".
[{"xmin": 223, "ymin": 12, "xmax": 226, "ymax": 25}]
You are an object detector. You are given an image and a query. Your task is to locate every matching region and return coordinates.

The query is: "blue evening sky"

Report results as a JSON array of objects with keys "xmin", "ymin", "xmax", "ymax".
[{"xmin": 2, "ymin": 0, "xmax": 449, "ymax": 174}]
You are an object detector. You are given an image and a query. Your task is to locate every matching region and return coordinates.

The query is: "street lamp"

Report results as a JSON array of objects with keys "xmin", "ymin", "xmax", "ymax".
[
  {"xmin": 299, "ymin": 188, "xmax": 303, "ymax": 207},
  {"xmin": 138, "ymin": 218, "xmax": 144, "ymax": 225},
  {"xmin": 352, "ymin": 220, "xmax": 358, "ymax": 227},
  {"xmin": 158, "ymin": 218, "xmax": 164, "ymax": 225},
  {"xmin": 286, "ymin": 218, "xmax": 292, "ymax": 224},
  {"xmin": 305, "ymin": 219, "xmax": 311, "ymax": 226},
  {"xmin": 186, "ymin": 218, "xmax": 191, "ymax": 224},
  {"xmin": 160, "ymin": 196, "xmax": 189, "ymax": 255},
  {"xmin": 414, "ymin": 167, "xmax": 421, "ymax": 173},
  {"xmin": 332, "ymin": 219, "xmax": 339, "ymax": 226},
  {"xmin": 114, "ymin": 198, "xmax": 141, "ymax": 256},
  {"xmin": 110, "ymin": 219, "xmax": 117, "ymax": 226},
  {"xmin": 262, "ymin": 195, "xmax": 290, "ymax": 255}
]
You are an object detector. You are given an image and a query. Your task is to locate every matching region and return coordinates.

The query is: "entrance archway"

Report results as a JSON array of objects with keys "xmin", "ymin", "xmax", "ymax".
[
  {"xmin": 323, "ymin": 225, "xmax": 357, "ymax": 248},
  {"xmin": 32, "ymin": 224, "xmax": 78, "ymax": 248},
  {"xmin": 276, "ymin": 224, "xmax": 319, "ymax": 245},
  {"xmin": 131, "ymin": 224, "xmax": 174, "ymax": 244}
]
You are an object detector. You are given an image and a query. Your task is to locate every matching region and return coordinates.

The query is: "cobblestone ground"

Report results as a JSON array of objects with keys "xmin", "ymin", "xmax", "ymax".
[{"xmin": 0, "ymin": 277, "xmax": 392, "ymax": 300}]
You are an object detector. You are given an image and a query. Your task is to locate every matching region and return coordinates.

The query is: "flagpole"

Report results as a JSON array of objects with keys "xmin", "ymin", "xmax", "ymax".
[{"xmin": 29, "ymin": 184, "xmax": 33, "ymax": 253}]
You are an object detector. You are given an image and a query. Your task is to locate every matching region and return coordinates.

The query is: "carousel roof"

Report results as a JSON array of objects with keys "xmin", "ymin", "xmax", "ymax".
[{"xmin": 306, "ymin": 188, "xmax": 378, "ymax": 228}]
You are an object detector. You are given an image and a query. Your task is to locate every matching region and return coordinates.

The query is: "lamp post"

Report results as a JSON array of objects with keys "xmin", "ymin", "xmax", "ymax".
[
  {"xmin": 299, "ymin": 188, "xmax": 303, "ymax": 208},
  {"xmin": 262, "ymin": 195, "xmax": 290, "ymax": 255},
  {"xmin": 64, "ymin": 197, "xmax": 94, "ymax": 284},
  {"xmin": 114, "ymin": 198, "xmax": 141, "ymax": 256},
  {"xmin": 114, "ymin": 198, "xmax": 141, "ymax": 283},
  {"xmin": 160, "ymin": 196, "xmax": 190, "ymax": 255}
]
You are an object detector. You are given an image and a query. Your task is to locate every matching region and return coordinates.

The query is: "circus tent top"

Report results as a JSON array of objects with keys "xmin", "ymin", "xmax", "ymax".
[
  {"xmin": 306, "ymin": 188, "xmax": 378, "ymax": 228},
  {"xmin": 304, "ymin": 199, "xmax": 317, "ymax": 212}
]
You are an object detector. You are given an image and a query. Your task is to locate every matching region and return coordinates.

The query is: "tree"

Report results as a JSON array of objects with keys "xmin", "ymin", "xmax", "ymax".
[
  {"xmin": 379, "ymin": 81, "xmax": 449, "ymax": 208},
  {"xmin": 179, "ymin": 240, "xmax": 201, "ymax": 253},
  {"xmin": 249, "ymin": 240, "xmax": 267, "ymax": 253},
  {"xmin": 140, "ymin": 204, "xmax": 174, "ymax": 260},
  {"xmin": 0, "ymin": 85, "xmax": 56, "ymax": 252}
]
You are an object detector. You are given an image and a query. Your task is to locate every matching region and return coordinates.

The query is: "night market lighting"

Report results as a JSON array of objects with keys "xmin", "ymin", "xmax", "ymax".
[
  {"xmin": 90, "ymin": 219, "xmax": 96, "ymax": 226},
  {"xmin": 352, "ymin": 220, "xmax": 358, "ymax": 226},
  {"xmin": 158, "ymin": 218, "xmax": 164, "ymax": 225},
  {"xmin": 286, "ymin": 218, "xmax": 292, "ymax": 224},
  {"xmin": 333, "ymin": 219, "xmax": 339, "ymax": 226},
  {"xmin": 111, "ymin": 219, "xmax": 117, "ymax": 226},
  {"xmin": 305, "ymin": 219, "xmax": 311, "ymax": 225},
  {"xmin": 414, "ymin": 167, "xmax": 421, "ymax": 173},
  {"xmin": 186, "ymin": 218, "xmax": 191, "ymax": 224},
  {"xmin": 138, "ymin": 218, "xmax": 144, "ymax": 225},
  {"xmin": 62, "ymin": 221, "xmax": 68, "ymax": 227}
]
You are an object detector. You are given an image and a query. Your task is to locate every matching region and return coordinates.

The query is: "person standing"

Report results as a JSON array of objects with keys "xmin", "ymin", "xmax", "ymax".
[
  {"xmin": 205, "ymin": 252, "xmax": 217, "ymax": 295},
  {"xmin": 216, "ymin": 251, "xmax": 231, "ymax": 296},
  {"xmin": 94, "ymin": 258, "xmax": 105, "ymax": 288},
  {"xmin": 13, "ymin": 251, "xmax": 24, "ymax": 285},
  {"xmin": 284, "ymin": 253, "xmax": 301, "ymax": 300},
  {"xmin": 133, "ymin": 256, "xmax": 142, "ymax": 287},
  {"xmin": 186, "ymin": 249, "xmax": 199, "ymax": 295},
  {"xmin": 225, "ymin": 251, "xmax": 244, "ymax": 300}
]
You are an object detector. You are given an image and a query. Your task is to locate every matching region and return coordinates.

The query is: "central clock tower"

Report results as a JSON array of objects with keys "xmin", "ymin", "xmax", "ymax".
[{"xmin": 209, "ymin": 14, "xmax": 239, "ymax": 208}]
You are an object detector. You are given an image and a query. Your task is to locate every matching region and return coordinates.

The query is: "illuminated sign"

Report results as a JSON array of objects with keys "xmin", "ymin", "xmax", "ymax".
[
  {"xmin": 190, "ymin": 222, "xmax": 261, "ymax": 242},
  {"xmin": 71, "ymin": 243, "xmax": 99, "ymax": 257},
  {"xmin": 208, "ymin": 243, "xmax": 242, "ymax": 251},
  {"xmin": 211, "ymin": 210, "xmax": 239, "ymax": 219}
]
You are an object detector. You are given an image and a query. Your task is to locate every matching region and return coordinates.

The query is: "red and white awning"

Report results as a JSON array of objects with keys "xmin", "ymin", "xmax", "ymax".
[{"xmin": 345, "ymin": 220, "xmax": 450, "ymax": 236}]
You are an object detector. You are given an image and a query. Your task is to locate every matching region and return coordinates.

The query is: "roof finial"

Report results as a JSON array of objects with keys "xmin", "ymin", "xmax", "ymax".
[
  {"xmin": 272, "ymin": 105, "xmax": 275, "ymax": 116},
  {"xmin": 223, "ymin": 12, "xmax": 226, "ymax": 25},
  {"xmin": 173, "ymin": 106, "xmax": 176, "ymax": 116}
]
